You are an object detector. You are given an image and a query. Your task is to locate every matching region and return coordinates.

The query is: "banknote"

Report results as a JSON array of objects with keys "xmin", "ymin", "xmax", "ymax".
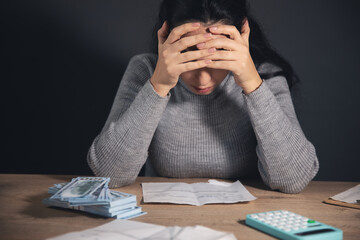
[
  {"xmin": 43, "ymin": 198, "xmax": 140, "ymax": 218},
  {"xmin": 44, "ymin": 177, "xmax": 146, "ymax": 219},
  {"xmin": 51, "ymin": 177, "xmax": 109, "ymax": 199},
  {"xmin": 48, "ymin": 182, "xmax": 136, "ymax": 207},
  {"xmin": 48, "ymin": 183, "xmax": 67, "ymax": 195}
]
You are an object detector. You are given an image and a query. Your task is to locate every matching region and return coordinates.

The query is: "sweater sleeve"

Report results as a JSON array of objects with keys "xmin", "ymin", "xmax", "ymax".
[
  {"xmin": 243, "ymin": 75, "xmax": 319, "ymax": 193},
  {"xmin": 87, "ymin": 54, "xmax": 170, "ymax": 188}
]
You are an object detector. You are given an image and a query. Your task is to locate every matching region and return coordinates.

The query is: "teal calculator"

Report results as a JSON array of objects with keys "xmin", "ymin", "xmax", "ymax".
[{"xmin": 245, "ymin": 210, "xmax": 342, "ymax": 240}]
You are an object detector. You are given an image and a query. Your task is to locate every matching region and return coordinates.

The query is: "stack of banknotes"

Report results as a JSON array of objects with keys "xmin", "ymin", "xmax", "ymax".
[{"xmin": 43, "ymin": 177, "xmax": 146, "ymax": 219}]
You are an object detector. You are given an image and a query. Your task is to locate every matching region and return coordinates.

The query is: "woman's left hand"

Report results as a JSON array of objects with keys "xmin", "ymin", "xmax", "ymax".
[{"xmin": 199, "ymin": 18, "xmax": 263, "ymax": 94}]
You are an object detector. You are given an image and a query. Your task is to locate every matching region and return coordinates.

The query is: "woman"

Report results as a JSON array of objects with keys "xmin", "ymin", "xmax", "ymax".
[{"xmin": 87, "ymin": 0, "xmax": 319, "ymax": 193}]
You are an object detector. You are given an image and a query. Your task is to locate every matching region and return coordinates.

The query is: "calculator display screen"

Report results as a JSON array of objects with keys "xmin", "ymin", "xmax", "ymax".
[{"xmin": 295, "ymin": 228, "xmax": 335, "ymax": 236}]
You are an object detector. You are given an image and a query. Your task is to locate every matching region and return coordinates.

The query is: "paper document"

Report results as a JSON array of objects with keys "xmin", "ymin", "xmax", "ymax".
[
  {"xmin": 330, "ymin": 184, "xmax": 360, "ymax": 204},
  {"xmin": 142, "ymin": 179, "xmax": 256, "ymax": 206},
  {"xmin": 47, "ymin": 219, "xmax": 237, "ymax": 240}
]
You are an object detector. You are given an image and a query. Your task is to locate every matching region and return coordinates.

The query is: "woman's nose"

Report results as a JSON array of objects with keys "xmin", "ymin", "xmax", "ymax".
[{"xmin": 196, "ymin": 69, "xmax": 211, "ymax": 86}]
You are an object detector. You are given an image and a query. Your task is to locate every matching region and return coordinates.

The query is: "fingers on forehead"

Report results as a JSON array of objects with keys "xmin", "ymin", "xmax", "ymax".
[
  {"xmin": 206, "ymin": 38, "xmax": 237, "ymax": 50},
  {"xmin": 211, "ymin": 34, "xmax": 228, "ymax": 40},
  {"xmin": 212, "ymin": 25, "xmax": 240, "ymax": 39},
  {"xmin": 168, "ymin": 23, "xmax": 201, "ymax": 42}
]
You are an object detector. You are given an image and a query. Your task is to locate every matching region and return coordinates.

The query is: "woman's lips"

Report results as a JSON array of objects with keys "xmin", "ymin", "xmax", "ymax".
[{"xmin": 193, "ymin": 86, "xmax": 213, "ymax": 94}]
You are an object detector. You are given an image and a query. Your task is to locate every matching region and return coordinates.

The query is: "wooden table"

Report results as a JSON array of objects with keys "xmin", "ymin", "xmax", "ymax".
[{"xmin": 0, "ymin": 174, "xmax": 359, "ymax": 239}]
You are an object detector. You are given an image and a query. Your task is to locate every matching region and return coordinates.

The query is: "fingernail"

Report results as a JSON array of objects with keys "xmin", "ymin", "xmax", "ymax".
[
  {"xmin": 205, "ymin": 59, "xmax": 212, "ymax": 64},
  {"xmin": 208, "ymin": 48, "xmax": 216, "ymax": 53},
  {"xmin": 204, "ymin": 33, "xmax": 212, "ymax": 38},
  {"xmin": 210, "ymin": 27, "xmax": 217, "ymax": 31},
  {"xmin": 192, "ymin": 22, "xmax": 200, "ymax": 27},
  {"xmin": 197, "ymin": 42, "xmax": 206, "ymax": 48}
]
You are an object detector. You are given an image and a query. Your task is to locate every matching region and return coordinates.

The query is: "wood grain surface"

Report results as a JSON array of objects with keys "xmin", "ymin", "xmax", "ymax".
[{"xmin": 0, "ymin": 174, "xmax": 359, "ymax": 239}]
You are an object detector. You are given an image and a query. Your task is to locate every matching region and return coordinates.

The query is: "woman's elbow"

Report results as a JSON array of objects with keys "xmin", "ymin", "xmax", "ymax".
[
  {"xmin": 269, "ymin": 179, "xmax": 310, "ymax": 194},
  {"xmin": 88, "ymin": 156, "xmax": 137, "ymax": 188},
  {"xmin": 260, "ymin": 162, "xmax": 319, "ymax": 194}
]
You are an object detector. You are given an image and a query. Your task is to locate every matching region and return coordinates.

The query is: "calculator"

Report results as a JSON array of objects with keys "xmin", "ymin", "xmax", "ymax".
[{"xmin": 245, "ymin": 210, "xmax": 342, "ymax": 240}]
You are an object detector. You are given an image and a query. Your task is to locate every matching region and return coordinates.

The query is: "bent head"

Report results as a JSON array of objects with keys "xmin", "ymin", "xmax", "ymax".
[
  {"xmin": 179, "ymin": 23, "xmax": 229, "ymax": 95},
  {"xmin": 155, "ymin": 0, "xmax": 249, "ymax": 95}
]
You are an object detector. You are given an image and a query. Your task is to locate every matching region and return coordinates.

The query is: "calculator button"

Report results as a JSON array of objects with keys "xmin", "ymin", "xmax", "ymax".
[
  {"xmin": 307, "ymin": 219, "xmax": 316, "ymax": 224},
  {"xmin": 284, "ymin": 228, "xmax": 291, "ymax": 232}
]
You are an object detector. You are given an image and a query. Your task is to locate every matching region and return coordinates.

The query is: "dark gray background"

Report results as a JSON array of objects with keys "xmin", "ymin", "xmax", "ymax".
[{"xmin": 2, "ymin": 0, "xmax": 360, "ymax": 181}]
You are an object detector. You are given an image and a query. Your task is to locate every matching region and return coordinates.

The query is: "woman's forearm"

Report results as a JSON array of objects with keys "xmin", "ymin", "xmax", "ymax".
[
  {"xmin": 243, "ymin": 76, "xmax": 319, "ymax": 193},
  {"xmin": 88, "ymin": 80, "xmax": 169, "ymax": 188}
]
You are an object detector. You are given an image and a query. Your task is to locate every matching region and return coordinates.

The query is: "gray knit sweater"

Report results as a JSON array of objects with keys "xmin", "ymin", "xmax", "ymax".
[{"xmin": 87, "ymin": 53, "xmax": 319, "ymax": 193}]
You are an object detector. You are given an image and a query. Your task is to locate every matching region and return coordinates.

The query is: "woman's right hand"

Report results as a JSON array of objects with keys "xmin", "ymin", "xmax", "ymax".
[{"xmin": 150, "ymin": 21, "xmax": 215, "ymax": 97}]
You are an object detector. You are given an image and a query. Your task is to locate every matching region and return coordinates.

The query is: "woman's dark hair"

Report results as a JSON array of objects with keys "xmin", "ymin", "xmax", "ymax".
[{"xmin": 151, "ymin": 0, "xmax": 299, "ymax": 89}]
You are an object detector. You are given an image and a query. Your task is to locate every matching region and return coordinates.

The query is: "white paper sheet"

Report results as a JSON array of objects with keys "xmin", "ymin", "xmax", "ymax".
[
  {"xmin": 142, "ymin": 179, "xmax": 256, "ymax": 206},
  {"xmin": 47, "ymin": 219, "xmax": 237, "ymax": 240},
  {"xmin": 144, "ymin": 225, "xmax": 237, "ymax": 240},
  {"xmin": 330, "ymin": 184, "xmax": 360, "ymax": 204}
]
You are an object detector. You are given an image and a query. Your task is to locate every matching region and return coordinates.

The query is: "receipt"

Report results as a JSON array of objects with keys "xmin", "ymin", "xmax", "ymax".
[
  {"xmin": 330, "ymin": 184, "xmax": 360, "ymax": 204},
  {"xmin": 142, "ymin": 179, "xmax": 256, "ymax": 206}
]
